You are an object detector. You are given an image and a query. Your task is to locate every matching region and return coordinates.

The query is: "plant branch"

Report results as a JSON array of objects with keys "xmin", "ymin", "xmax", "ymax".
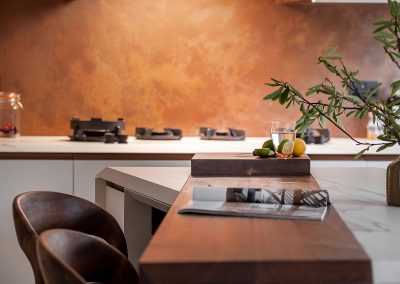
[
  {"xmin": 336, "ymin": 60, "xmax": 400, "ymax": 142},
  {"xmin": 384, "ymin": 46, "xmax": 400, "ymax": 69},
  {"xmin": 297, "ymin": 93, "xmax": 387, "ymax": 148},
  {"xmin": 298, "ymin": 99, "xmax": 361, "ymax": 110}
]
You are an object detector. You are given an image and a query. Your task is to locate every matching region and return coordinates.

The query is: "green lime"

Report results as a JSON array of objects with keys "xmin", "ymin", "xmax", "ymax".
[
  {"xmin": 277, "ymin": 139, "xmax": 294, "ymax": 155},
  {"xmin": 262, "ymin": 139, "xmax": 275, "ymax": 151},
  {"xmin": 253, "ymin": 148, "xmax": 271, "ymax": 157}
]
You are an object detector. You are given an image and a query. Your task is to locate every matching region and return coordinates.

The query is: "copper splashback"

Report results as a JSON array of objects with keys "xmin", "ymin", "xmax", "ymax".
[{"xmin": 0, "ymin": 0, "xmax": 393, "ymax": 137}]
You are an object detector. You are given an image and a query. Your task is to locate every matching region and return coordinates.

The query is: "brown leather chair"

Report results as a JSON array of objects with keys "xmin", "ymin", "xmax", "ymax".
[
  {"xmin": 37, "ymin": 229, "xmax": 138, "ymax": 284},
  {"xmin": 12, "ymin": 191, "xmax": 128, "ymax": 284}
]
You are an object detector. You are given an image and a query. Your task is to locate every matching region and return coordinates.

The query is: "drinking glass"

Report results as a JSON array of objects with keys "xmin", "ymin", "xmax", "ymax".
[{"xmin": 270, "ymin": 121, "xmax": 296, "ymax": 158}]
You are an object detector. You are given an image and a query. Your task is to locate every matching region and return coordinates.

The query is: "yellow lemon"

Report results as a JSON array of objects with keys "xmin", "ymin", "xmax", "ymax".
[{"xmin": 293, "ymin": 138, "xmax": 307, "ymax": 157}]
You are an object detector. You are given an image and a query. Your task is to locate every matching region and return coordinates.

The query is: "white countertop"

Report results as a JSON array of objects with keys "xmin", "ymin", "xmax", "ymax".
[
  {"xmin": 99, "ymin": 166, "xmax": 400, "ymax": 283},
  {"xmin": 97, "ymin": 167, "xmax": 190, "ymax": 206},
  {"xmin": 312, "ymin": 167, "xmax": 400, "ymax": 283},
  {"xmin": 0, "ymin": 136, "xmax": 399, "ymax": 155}
]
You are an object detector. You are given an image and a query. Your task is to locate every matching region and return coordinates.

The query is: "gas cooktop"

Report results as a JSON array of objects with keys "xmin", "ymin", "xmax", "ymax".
[
  {"xmin": 297, "ymin": 128, "xmax": 330, "ymax": 144},
  {"xmin": 199, "ymin": 127, "xmax": 246, "ymax": 141},
  {"xmin": 70, "ymin": 117, "xmax": 128, "ymax": 143},
  {"xmin": 135, "ymin": 128, "xmax": 182, "ymax": 140}
]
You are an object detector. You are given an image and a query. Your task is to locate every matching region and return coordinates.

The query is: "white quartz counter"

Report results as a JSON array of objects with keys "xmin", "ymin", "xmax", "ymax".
[
  {"xmin": 312, "ymin": 167, "xmax": 400, "ymax": 283},
  {"xmin": 0, "ymin": 136, "xmax": 399, "ymax": 156},
  {"xmin": 97, "ymin": 166, "xmax": 400, "ymax": 283}
]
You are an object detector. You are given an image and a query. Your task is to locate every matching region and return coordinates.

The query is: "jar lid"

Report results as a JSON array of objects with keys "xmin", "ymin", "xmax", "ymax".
[
  {"xmin": 0, "ymin": 92, "xmax": 20, "ymax": 101},
  {"xmin": 0, "ymin": 92, "xmax": 23, "ymax": 109}
]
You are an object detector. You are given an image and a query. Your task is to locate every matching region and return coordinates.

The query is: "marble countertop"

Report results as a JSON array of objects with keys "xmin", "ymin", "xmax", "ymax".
[
  {"xmin": 99, "ymin": 166, "xmax": 400, "ymax": 283},
  {"xmin": 312, "ymin": 167, "xmax": 400, "ymax": 283},
  {"xmin": 0, "ymin": 136, "xmax": 399, "ymax": 156}
]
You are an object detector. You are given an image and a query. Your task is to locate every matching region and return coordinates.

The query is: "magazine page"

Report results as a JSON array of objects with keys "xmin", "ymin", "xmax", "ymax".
[
  {"xmin": 178, "ymin": 201, "xmax": 327, "ymax": 221},
  {"xmin": 192, "ymin": 187, "xmax": 330, "ymax": 207},
  {"xmin": 179, "ymin": 187, "xmax": 330, "ymax": 221}
]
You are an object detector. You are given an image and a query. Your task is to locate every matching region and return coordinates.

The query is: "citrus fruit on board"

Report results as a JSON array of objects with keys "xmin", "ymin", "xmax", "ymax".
[
  {"xmin": 277, "ymin": 139, "xmax": 294, "ymax": 155},
  {"xmin": 293, "ymin": 138, "xmax": 307, "ymax": 157},
  {"xmin": 262, "ymin": 139, "xmax": 275, "ymax": 151},
  {"xmin": 253, "ymin": 148, "xmax": 275, "ymax": 158}
]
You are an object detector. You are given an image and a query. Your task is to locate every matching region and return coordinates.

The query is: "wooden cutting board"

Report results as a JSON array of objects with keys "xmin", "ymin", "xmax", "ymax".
[
  {"xmin": 139, "ymin": 175, "xmax": 372, "ymax": 284},
  {"xmin": 191, "ymin": 152, "xmax": 310, "ymax": 176}
]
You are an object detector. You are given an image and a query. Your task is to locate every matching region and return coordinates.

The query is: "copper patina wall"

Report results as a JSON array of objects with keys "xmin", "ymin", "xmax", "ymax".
[{"xmin": 0, "ymin": 0, "xmax": 394, "ymax": 137}]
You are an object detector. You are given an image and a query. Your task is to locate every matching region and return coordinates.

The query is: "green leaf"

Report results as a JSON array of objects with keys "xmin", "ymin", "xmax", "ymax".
[
  {"xmin": 327, "ymin": 105, "xmax": 334, "ymax": 116},
  {"xmin": 300, "ymin": 102, "xmax": 305, "ymax": 113},
  {"xmin": 292, "ymin": 96, "xmax": 300, "ymax": 104},
  {"xmin": 390, "ymin": 52, "xmax": 400, "ymax": 58},
  {"xmin": 323, "ymin": 61, "xmax": 339, "ymax": 75},
  {"xmin": 319, "ymin": 115, "xmax": 326, "ymax": 128},
  {"xmin": 323, "ymin": 55, "xmax": 343, "ymax": 60},
  {"xmin": 263, "ymin": 87, "xmax": 283, "ymax": 101},
  {"xmin": 379, "ymin": 31, "xmax": 396, "ymax": 38},
  {"xmin": 350, "ymin": 70, "xmax": 359, "ymax": 77},
  {"xmin": 387, "ymin": 97, "xmax": 400, "ymax": 107},
  {"xmin": 337, "ymin": 118, "xmax": 345, "ymax": 130},
  {"xmin": 279, "ymin": 88, "xmax": 290, "ymax": 105},
  {"xmin": 377, "ymin": 134, "xmax": 392, "ymax": 142},
  {"xmin": 354, "ymin": 148, "xmax": 368, "ymax": 160},
  {"xmin": 333, "ymin": 114, "xmax": 339, "ymax": 123},
  {"xmin": 359, "ymin": 109, "xmax": 368, "ymax": 119},
  {"xmin": 376, "ymin": 142, "xmax": 395, "ymax": 152},
  {"xmin": 285, "ymin": 98, "xmax": 293, "ymax": 109},
  {"xmin": 373, "ymin": 22, "xmax": 393, "ymax": 33},
  {"xmin": 389, "ymin": 0, "xmax": 399, "ymax": 18},
  {"xmin": 391, "ymin": 80, "xmax": 400, "ymax": 95},
  {"xmin": 373, "ymin": 20, "xmax": 393, "ymax": 26},
  {"xmin": 347, "ymin": 95, "xmax": 363, "ymax": 104},
  {"xmin": 353, "ymin": 77, "xmax": 362, "ymax": 86},
  {"xmin": 290, "ymin": 85, "xmax": 304, "ymax": 99},
  {"xmin": 297, "ymin": 120, "xmax": 314, "ymax": 135},
  {"xmin": 265, "ymin": 83, "xmax": 279, "ymax": 87},
  {"xmin": 365, "ymin": 82, "xmax": 382, "ymax": 99},
  {"xmin": 346, "ymin": 110, "xmax": 356, "ymax": 117},
  {"xmin": 324, "ymin": 46, "xmax": 338, "ymax": 56},
  {"xmin": 296, "ymin": 116, "xmax": 306, "ymax": 128},
  {"xmin": 305, "ymin": 84, "xmax": 322, "ymax": 96}
]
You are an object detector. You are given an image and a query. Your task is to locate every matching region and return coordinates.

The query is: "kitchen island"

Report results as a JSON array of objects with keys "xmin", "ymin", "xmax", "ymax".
[
  {"xmin": 97, "ymin": 166, "xmax": 400, "ymax": 284},
  {"xmin": 1, "ymin": 136, "xmax": 399, "ymax": 283}
]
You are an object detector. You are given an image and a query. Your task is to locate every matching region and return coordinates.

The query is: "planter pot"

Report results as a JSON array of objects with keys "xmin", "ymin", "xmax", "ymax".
[{"xmin": 387, "ymin": 156, "xmax": 400, "ymax": 206}]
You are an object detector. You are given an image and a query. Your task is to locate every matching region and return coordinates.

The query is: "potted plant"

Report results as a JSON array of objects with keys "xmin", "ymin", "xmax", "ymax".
[{"xmin": 264, "ymin": 0, "xmax": 400, "ymax": 206}]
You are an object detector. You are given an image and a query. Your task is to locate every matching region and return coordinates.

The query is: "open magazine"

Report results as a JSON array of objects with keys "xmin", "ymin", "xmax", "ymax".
[{"xmin": 178, "ymin": 187, "xmax": 329, "ymax": 221}]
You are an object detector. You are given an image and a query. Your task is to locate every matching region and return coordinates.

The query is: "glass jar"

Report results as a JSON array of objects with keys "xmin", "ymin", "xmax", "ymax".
[
  {"xmin": 0, "ymin": 92, "xmax": 22, "ymax": 137},
  {"xmin": 366, "ymin": 112, "xmax": 384, "ymax": 140}
]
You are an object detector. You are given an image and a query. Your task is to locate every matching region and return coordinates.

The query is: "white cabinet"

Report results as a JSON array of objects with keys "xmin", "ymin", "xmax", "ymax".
[
  {"xmin": 0, "ymin": 160, "xmax": 73, "ymax": 284},
  {"xmin": 74, "ymin": 160, "xmax": 190, "ymax": 202}
]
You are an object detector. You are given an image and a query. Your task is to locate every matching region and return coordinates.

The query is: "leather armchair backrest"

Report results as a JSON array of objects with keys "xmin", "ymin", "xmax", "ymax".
[{"xmin": 12, "ymin": 191, "xmax": 128, "ymax": 284}]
